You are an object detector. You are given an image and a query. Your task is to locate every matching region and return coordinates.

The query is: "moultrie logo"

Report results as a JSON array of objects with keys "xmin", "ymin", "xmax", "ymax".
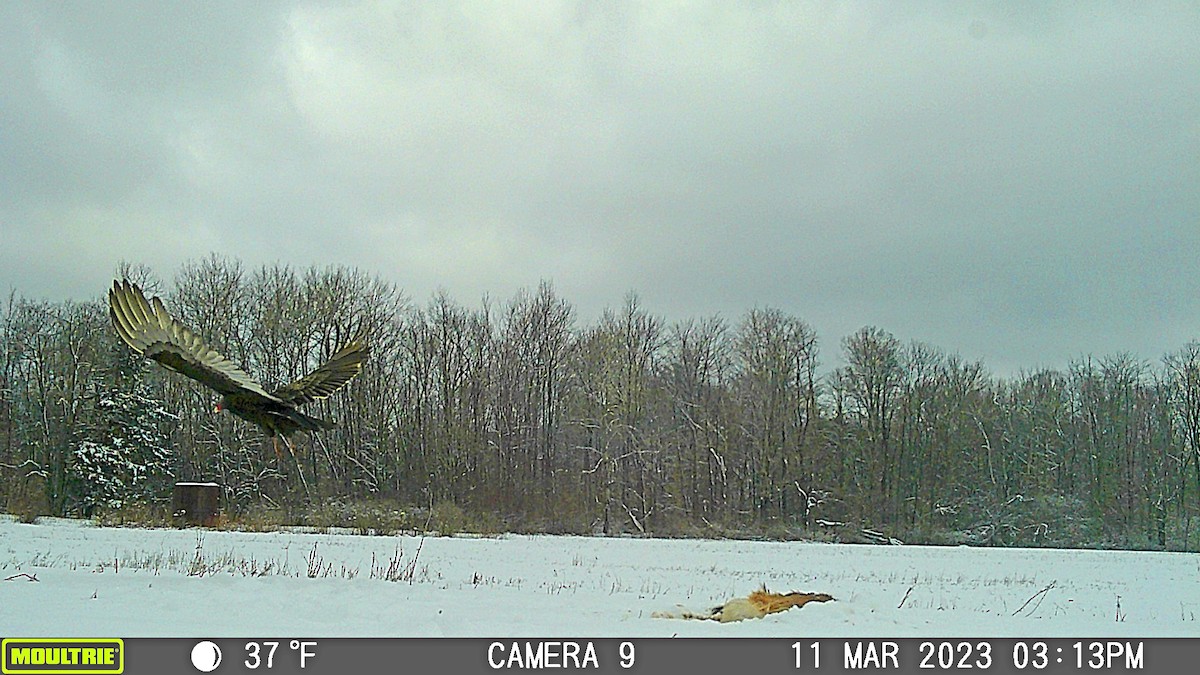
[{"xmin": 1, "ymin": 639, "xmax": 124, "ymax": 675}]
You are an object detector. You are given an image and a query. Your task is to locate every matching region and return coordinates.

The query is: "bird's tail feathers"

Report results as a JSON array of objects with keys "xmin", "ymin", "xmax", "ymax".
[{"xmin": 288, "ymin": 409, "xmax": 337, "ymax": 432}]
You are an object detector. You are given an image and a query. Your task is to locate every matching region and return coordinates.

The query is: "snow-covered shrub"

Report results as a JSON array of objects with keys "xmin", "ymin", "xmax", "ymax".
[{"xmin": 68, "ymin": 388, "xmax": 175, "ymax": 516}]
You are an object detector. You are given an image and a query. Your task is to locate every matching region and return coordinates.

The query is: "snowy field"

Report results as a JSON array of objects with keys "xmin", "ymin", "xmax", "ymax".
[{"xmin": 1, "ymin": 516, "xmax": 1197, "ymax": 638}]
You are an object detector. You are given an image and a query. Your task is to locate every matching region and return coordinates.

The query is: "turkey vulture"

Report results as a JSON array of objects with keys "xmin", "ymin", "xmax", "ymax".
[{"xmin": 108, "ymin": 279, "xmax": 368, "ymax": 457}]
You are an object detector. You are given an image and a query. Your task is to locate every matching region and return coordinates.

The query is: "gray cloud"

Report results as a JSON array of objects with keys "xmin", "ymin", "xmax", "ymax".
[{"xmin": 2, "ymin": 1, "xmax": 1198, "ymax": 375}]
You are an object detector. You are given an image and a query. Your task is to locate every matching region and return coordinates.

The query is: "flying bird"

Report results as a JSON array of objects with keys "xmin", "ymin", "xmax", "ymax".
[{"xmin": 107, "ymin": 279, "xmax": 369, "ymax": 459}]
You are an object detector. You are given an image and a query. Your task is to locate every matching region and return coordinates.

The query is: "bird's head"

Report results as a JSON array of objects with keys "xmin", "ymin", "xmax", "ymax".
[{"xmin": 213, "ymin": 400, "xmax": 225, "ymax": 414}]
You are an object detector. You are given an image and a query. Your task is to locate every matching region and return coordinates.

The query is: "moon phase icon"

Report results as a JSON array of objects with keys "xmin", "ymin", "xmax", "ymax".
[{"xmin": 190, "ymin": 641, "xmax": 223, "ymax": 672}]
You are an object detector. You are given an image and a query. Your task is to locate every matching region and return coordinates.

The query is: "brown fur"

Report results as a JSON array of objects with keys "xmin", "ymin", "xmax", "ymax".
[{"xmin": 653, "ymin": 585, "xmax": 835, "ymax": 623}]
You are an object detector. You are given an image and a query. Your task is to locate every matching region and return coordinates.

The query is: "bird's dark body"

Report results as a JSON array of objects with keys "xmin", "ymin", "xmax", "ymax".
[{"xmin": 220, "ymin": 392, "xmax": 333, "ymax": 437}]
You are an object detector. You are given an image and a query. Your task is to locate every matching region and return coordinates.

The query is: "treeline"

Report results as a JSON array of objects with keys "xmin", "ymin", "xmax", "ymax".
[{"xmin": 2, "ymin": 256, "xmax": 1199, "ymax": 550}]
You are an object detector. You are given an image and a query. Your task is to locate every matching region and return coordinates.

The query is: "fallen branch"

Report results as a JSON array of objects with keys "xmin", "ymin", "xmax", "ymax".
[
  {"xmin": 4, "ymin": 573, "xmax": 39, "ymax": 582},
  {"xmin": 898, "ymin": 585, "xmax": 915, "ymax": 609},
  {"xmin": 1012, "ymin": 581, "xmax": 1056, "ymax": 617}
]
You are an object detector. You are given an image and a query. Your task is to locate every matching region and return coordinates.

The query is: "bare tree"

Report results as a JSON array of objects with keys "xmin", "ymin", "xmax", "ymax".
[
  {"xmin": 732, "ymin": 308, "xmax": 819, "ymax": 521},
  {"xmin": 1163, "ymin": 343, "xmax": 1200, "ymax": 547},
  {"xmin": 840, "ymin": 326, "xmax": 904, "ymax": 524},
  {"xmin": 664, "ymin": 315, "xmax": 731, "ymax": 521},
  {"xmin": 570, "ymin": 293, "xmax": 664, "ymax": 534},
  {"xmin": 490, "ymin": 282, "xmax": 574, "ymax": 514}
]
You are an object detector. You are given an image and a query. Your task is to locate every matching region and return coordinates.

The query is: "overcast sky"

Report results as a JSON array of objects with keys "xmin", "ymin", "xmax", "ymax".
[{"xmin": 2, "ymin": 1, "xmax": 1198, "ymax": 375}]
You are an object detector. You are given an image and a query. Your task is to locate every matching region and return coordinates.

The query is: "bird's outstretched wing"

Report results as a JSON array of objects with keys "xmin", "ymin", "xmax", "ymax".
[
  {"xmin": 272, "ymin": 339, "xmax": 369, "ymax": 406},
  {"xmin": 108, "ymin": 279, "xmax": 278, "ymax": 402}
]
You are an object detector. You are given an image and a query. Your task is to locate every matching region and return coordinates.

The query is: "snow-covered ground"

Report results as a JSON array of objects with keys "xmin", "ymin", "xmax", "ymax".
[{"xmin": 1, "ymin": 516, "xmax": 1196, "ymax": 637}]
